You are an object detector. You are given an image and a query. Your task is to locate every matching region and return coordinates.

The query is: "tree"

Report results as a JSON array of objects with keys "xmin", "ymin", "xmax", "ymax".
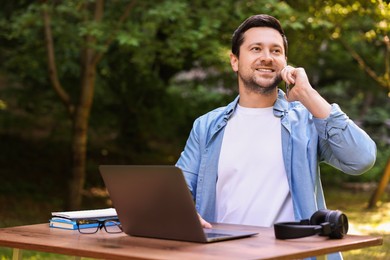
[
  {"xmin": 0, "ymin": 0, "xmax": 248, "ymax": 208},
  {"xmin": 42, "ymin": 0, "xmax": 137, "ymax": 208},
  {"xmin": 369, "ymin": 158, "xmax": 390, "ymax": 208}
]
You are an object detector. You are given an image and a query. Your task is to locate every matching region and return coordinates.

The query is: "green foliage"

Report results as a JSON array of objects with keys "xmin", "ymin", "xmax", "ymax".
[
  {"xmin": 0, "ymin": 0, "xmax": 388, "ymax": 186},
  {"xmin": 0, "ymin": 1, "xmax": 389, "ymax": 256}
]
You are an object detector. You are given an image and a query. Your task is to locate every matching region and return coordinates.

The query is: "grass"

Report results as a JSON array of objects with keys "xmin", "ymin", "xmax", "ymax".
[
  {"xmin": 323, "ymin": 186, "xmax": 390, "ymax": 259},
  {"xmin": 0, "ymin": 186, "xmax": 389, "ymax": 259}
]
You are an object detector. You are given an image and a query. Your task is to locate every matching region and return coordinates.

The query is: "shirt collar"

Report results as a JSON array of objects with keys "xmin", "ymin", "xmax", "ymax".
[{"xmin": 224, "ymin": 89, "xmax": 289, "ymax": 119}]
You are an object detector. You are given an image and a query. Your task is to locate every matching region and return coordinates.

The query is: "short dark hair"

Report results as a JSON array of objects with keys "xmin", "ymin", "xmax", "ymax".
[{"xmin": 231, "ymin": 14, "xmax": 288, "ymax": 57}]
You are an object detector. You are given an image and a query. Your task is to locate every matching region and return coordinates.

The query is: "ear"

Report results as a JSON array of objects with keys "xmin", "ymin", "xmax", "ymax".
[{"xmin": 230, "ymin": 53, "xmax": 238, "ymax": 72}]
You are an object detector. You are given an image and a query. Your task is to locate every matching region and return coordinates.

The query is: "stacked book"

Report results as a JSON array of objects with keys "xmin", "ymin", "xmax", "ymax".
[{"xmin": 49, "ymin": 208, "xmax": 118, "ymax": 230}]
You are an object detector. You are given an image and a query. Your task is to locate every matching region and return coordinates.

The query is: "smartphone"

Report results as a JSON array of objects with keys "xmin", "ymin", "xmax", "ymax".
[{"xmin": 285, "ymin": 82, "xmax": 294, "ymax": 97}]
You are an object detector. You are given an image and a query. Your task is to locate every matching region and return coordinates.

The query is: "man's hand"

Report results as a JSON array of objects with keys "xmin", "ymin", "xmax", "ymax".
[
  {"xmin": 198, "ymin": 213, "xmax": 212, "ymax": 228},
  {"xmin": 281, "ymin": 65, "xmax": 331, "ymax": 119},
  {"xmin": 281, "ymin": 66, "xmax": 312, "ymax": 102}
]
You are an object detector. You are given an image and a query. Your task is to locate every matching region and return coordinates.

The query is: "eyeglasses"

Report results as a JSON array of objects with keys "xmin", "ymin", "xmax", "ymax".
[
  {"xmin": 51, "ymin": 216, "xmax": 123, "ymax": 234},
  {"xmin": 76, "ymin": 218, "xmax": 123, "ymax": 234}
]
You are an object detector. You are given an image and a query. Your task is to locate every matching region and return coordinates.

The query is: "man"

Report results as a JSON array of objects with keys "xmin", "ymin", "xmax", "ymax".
[{"xmin": 175, "ymin": 14, "xmax": 376, "ymax": 258}]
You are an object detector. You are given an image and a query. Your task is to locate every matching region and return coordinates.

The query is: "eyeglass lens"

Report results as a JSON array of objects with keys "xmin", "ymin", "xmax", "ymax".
[{"xmin": 104, "ymin": 220, "xmax": 122, "ymax": 233}]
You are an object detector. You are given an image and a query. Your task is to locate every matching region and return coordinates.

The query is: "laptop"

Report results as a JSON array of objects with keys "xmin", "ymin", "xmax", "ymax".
[{"xmin": 99, "ymin": 165, "xmax": 258, "ymax": 243}]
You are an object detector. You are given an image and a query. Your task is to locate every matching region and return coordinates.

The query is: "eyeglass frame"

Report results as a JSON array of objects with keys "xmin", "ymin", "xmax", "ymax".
[
  {"xmin": 77, "ymin": 217, "xmax": 122, "ymax": 234},
  {"xmin": 51, "ymin": 216, "xmax": 123, "ymax": 234}
]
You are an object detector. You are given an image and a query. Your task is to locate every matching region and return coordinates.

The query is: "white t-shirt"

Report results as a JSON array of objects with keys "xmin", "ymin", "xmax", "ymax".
[{"xmin": 216, "ymin": 104, "xmax": 294, "ymax": 227}]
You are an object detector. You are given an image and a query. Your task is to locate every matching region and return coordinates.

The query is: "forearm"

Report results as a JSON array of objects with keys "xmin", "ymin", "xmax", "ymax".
[{"xmin": 296, "ymin": 87, "xmax": 332, "ymax": 119}]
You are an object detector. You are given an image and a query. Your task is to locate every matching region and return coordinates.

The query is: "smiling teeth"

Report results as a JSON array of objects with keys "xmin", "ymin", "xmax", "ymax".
[{"xmin": 256, "ymin": 69, "xmax": 273, "ymax": 72}]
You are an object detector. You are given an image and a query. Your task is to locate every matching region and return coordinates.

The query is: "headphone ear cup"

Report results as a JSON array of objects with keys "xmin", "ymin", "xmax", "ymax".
[
  {"xmin": 327, "ymin": 210, "xmax": 349, "ymax": 239},
  {"xmin": 310, "ymin": 209, "xmax": 328, "ymax": 225}
]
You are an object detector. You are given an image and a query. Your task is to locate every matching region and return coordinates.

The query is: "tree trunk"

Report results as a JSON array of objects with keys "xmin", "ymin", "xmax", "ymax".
[
  {"xmin": 368, "ymin": 157, "xmax": 390, "ymax": 209},
  {"xmin": 67, "ymin": 57, "xmax": 97, "ymax": 209},
  {"xmin": 68, "ymin": 115, "xmax": 88, "ymax": 209}
]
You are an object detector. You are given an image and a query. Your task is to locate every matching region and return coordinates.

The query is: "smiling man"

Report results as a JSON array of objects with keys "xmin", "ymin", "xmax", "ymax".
[
  {"xmin": 176, "ymin": 14, "xmax": 376, "ymax": 260},
  {"xmin": 232, "ymin": 27, "xmax": 285, "ymax": 97}
]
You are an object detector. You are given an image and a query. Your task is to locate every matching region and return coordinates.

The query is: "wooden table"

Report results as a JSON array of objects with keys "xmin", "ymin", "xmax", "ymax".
[{"xmin": 0, "ymin": 223, "xmax": 383, "ymax": 260}]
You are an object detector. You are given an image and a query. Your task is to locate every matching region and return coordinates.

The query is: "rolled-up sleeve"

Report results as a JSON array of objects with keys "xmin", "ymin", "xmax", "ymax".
[{"xmin": 313, "ymin": 104, "xmax": 377, "ymax": 175}]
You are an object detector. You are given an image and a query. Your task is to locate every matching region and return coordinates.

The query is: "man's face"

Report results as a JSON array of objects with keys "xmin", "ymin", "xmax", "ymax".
[{"xmin": 230, "ymin": 27, "xmax": 287, "ymax": 95}]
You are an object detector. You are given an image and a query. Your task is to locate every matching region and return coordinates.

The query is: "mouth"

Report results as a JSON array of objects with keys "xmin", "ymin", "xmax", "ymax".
[{"xmin": 255, "ymin": 68, "xmax": 275, "ymax": 73}]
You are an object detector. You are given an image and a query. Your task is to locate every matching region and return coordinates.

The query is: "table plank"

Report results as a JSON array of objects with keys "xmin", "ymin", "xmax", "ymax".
[{"xmin": 0, "ymin": 223, "xmax": 383, "ymax": 260}]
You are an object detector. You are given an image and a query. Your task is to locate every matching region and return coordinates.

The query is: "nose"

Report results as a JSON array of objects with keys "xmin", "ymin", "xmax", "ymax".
[{"xmin": 259, "ymin": 50, "xmax": 272, "ymax": 64}]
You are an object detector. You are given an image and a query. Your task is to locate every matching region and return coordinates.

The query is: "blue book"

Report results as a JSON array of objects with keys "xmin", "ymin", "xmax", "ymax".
[{"xmin": 49, "ymin": 217, "xmax": 100, "ymax": 230}]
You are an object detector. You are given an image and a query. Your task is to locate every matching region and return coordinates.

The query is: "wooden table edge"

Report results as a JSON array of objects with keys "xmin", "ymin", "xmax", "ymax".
[{"xmin": 0, "ymin": 224, "xmax": 385, "ymax": 260}]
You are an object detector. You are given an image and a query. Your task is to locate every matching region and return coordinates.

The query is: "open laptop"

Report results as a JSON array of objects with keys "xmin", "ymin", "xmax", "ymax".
[{"xmin": 99, "ymin": 165, "xmax": 258, "ymax": 243}]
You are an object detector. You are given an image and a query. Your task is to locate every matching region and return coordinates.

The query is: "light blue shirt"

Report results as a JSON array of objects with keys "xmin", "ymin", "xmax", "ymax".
[
  {"xmin": 176, "ymin": 89, "xmax": 376, "ymax": 221},
  {"xmin": 176, "ymin": 90, "xmax": 376, "ymax": 259}
]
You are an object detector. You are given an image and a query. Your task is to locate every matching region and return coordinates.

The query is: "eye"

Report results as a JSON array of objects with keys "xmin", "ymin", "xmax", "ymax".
[
  {"xmin": 251, "ymin": 46, "xmax": 261, "ymax": 52},
  {"xmin": 272, "ymin": 48, "xmax": 282, "ymax": 54}
]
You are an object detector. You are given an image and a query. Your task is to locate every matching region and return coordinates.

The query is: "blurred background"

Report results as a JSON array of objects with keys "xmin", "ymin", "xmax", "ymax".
[{"xmin": 0, "ymin": 0, "xmax": 389, "ymax": 259}]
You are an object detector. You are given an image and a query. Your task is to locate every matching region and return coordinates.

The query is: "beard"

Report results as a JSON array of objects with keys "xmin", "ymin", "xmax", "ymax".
[{"xmin": 239, "ymin": 73, "xmax": 282, "ymax": 95}]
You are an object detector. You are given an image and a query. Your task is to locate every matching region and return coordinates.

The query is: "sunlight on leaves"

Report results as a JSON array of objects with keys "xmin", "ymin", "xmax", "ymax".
[{"xmin": 0, "ymin": 100, "xmax": 7, "ymax": 110}]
